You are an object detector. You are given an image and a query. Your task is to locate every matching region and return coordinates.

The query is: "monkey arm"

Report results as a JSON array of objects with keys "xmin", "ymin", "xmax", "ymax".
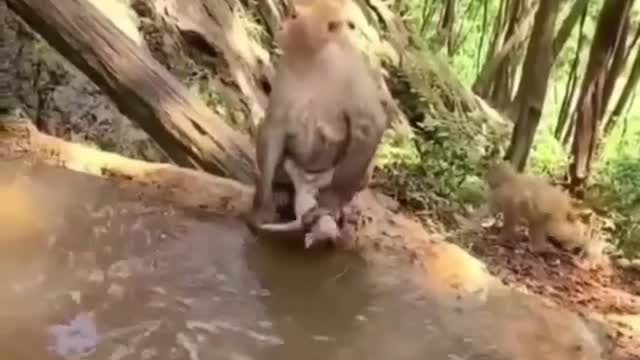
[
  {"xmin": 250, "ymin": 116, "xmax": 287, "ymax": 223},
  {"xmin": 321, "ymin": 109, "xmax": 385, "ymax": 208}
]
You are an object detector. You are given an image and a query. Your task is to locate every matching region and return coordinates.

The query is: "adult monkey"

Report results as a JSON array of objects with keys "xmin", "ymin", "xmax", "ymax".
[{"xmin": 247, "ymin": 0, "xmax": 388, "ymax": 245}]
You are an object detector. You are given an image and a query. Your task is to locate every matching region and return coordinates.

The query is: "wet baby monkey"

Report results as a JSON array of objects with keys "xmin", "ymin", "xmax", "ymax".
[
  {"xmin": 485, "ymin": 162, "xmax": 590, "ymax": 255},
  {"xmin": 248, "ymin": 0, "xmax": 388, "ymax": 247},
  {"xmin": 259, "ymin": 159, "xmax": 340, "ymax": 249}
]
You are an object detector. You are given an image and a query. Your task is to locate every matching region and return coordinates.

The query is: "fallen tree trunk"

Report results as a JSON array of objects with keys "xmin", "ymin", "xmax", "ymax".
[{"xmin": 6, "ymin": 0, "xmax": 256, "ymax": 184}]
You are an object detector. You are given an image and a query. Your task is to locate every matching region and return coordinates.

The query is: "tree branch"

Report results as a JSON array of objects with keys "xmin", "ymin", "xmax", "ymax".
[{"xmin": 7, "ymin": 0, "xmax": 257, "ymax": 184}]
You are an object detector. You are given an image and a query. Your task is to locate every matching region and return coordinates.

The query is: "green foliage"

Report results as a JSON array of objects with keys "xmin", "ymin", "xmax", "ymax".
[
  {"xmin": 588, "ymin": 122, "xmax": 640, "ymax": 256},
  {"xmin": 375, "ymin": 118, "xmax": 494, "ymax": 225},
  {"xmin": 375, "ymin": 51, "xmax": 508, "ymax": 222},
  {"xmin": 403, "ymin": 0, "xmax": 495, "ymax": 86},
  {"xmin": 527, "ymin": 124, "xmax": 569, "ymax": 176},
  {"xmin": 392, "ymin": 0, "xmax": 640, "ymax": 257}
]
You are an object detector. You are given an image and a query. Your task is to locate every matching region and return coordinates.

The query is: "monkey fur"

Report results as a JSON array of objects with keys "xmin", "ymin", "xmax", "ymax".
[
  {"xmin": 248, "ymin": 0, "xmax": 387, "ymax": 245},
  {"xmin": 485, "ymin": 162, "xmax": 590, "ymax": 255}
]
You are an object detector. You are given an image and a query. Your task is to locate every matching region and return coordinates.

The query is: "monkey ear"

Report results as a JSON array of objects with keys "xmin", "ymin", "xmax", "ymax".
[
  {"xmin": 285, "ymin": 4, "xmax": 299, "ymax": 20},
  {"xmin": 327, "ymin": 20, "xmax": 344, "ymax": 33}
]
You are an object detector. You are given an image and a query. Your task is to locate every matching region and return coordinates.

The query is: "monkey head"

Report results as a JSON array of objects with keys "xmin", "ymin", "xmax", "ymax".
[
  {"xmin": 276, "ymin": 0, "xmax": 354, "ymax": 56},
  {"xmin": 485, "ymin": 161, "xmax": 516, "ymax": 189}
]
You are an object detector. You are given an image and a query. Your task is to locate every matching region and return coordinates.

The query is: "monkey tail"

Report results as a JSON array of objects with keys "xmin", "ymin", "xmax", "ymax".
[{"xmin": 259, "ymin": 219, "xmax": 304, "ymax": 232}]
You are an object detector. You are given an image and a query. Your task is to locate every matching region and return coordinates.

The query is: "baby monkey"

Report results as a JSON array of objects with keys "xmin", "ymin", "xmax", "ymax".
[
  {"xmin": 259, "ymin": 159, "xmax": 342, "ymax": 249},
  {"xmin": 485, "ymin": 162, "xmax": 588, "ymax": 255}
]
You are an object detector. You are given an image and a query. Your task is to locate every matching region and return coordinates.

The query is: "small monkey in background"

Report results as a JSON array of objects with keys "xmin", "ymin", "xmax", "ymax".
[
  {"xmin": 248, "ymin": 0, "xmax": 387, "ymax": 244},
  {"xmin": 485, "ymin": 162, "xmax": 589, "ymax": 255}
]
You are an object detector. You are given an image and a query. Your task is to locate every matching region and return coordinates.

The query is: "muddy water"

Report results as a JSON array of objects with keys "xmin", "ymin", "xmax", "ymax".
[{"xmin": 0, "ymin": 161, "xmax": 608, "ymax": 360}]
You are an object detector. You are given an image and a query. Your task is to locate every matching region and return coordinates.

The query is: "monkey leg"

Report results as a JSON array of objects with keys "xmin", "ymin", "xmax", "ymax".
[
  {"xmin": 528, "ymin": 221, "xmax": 558, "ymax": 255},
  {"xmin": 248, "ymin": 118, "xmax": 288, "ymax": 229},
  {"xmin": 247, "ymin": 200, "xmax": 278, "ymax": 227},
  {"xmin": 335, "ymin": 221, "xmax": 356, "ymax": 249},
  {"xmin": 498, "ymin": 211, "xmax": 519, "ymax": 242}
]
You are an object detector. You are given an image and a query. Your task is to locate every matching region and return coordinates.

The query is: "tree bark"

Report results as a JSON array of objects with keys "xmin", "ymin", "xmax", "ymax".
[
  {"xmin": 475, "ymin": 0, "xmax": 490, "ymax": 73},
  {"xmin": 505, "ymin": 0, "xmax": 561, "ymax": 170},
  {"xmin": 601, "ymin": 14, "xmax": 630, "ymax": 115},
  {"xmin": 475, "ymin": 8, "xmax": 535, "ymax": 91},
  {"xmin": 552, "ymin": 0, "xmax": 589, "ymax": 60},
  {"xmin": 472, "ymin": 0, "xmax": 536, "ymax": 110},
  {"xmin": 554, "ymin": 6, "xmax": 588, "ymax": 142},
  {"xmin": 437, "ymin": 0, "xmax": 456, "ymax": 56},
  {"xmin": 569, "ymin": 0, "xmax": 635, "ymax": 192},
  {"xmin": 603, "ymin": 46, "xmax": 640, "ymax": 135},
  {"xmin": 6, "ymin": 0, "xmax": 257, "ymax": 184}
]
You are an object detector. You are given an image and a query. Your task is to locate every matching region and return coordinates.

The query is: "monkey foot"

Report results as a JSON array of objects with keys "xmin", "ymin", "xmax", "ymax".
[
  {"xmin": 529, "ymin": 241, "xmax": 559, "ymax": 256},
  {"xmin": 334, "ymin": 224, "xmax": 356, "ymax": 249},
  {"xmin": 246, "ymin": 204, "xmax": 279, "ymax": 232}
]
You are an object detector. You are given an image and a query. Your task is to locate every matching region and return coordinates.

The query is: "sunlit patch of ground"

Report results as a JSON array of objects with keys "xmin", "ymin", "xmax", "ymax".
[{"xmin": 0, "ymin": 178, "xmax": 42, "ymax": 243}]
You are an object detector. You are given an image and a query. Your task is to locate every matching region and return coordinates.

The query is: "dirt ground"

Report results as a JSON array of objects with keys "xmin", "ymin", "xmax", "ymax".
[{"xmin": 472, "ymin": 227, "xmax": 640, "ymax": 360}]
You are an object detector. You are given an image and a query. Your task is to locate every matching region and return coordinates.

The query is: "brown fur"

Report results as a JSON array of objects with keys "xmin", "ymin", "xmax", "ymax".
[
  {"xmin": 248, "ymin": 0, "xmax": 387, "ymax": 238},
  {"xmin": 485, "ymin": 162, "xmax": 589, "ymax": 254}
]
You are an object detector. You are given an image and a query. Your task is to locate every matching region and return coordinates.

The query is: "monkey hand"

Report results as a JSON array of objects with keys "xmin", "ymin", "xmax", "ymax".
[
  {"xmin": 246, "ymin": 203, "xmax": 278, "ymax": 232},
  {"xmin": 300, "ymin": 205, "xmax": 340, "ymax": 248},
  {"xmin": 334, "ymin": 224, "xmax": 356, "ymax": 250}
]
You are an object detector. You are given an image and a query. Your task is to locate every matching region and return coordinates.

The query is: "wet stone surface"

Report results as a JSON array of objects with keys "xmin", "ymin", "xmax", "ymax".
[{"xmin": 0, "ymin": 160, "xmax": 608, "ymax": 360}]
